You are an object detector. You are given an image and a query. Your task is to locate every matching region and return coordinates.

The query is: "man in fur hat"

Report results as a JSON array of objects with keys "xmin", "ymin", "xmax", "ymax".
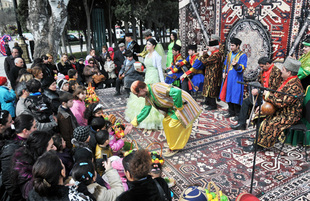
[{"xmin": 125, "ymin": 32, "xmax": 140, "ymax": 61}]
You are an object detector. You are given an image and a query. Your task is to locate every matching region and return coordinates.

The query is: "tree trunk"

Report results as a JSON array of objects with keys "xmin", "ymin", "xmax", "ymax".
[
  {"xmin": 27, "ymin": 0, "xmax": 69, "ymax": 60},
  {"xmin": 61, "ymin": 31, "xmax": 67, "ymax": 54},
  {"xmin": 83, "ymin": 0, "xmax": 91, "ymax": 53},
  {"xmin": 124, "ymin": 21, "xmax": 129, "ymax": 33},
  {"xmin": 132, "ymin": 18, "xmax": 137, "ymax": 41}
]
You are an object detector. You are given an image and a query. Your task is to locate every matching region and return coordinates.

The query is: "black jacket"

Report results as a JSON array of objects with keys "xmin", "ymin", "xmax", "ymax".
[
  {"xmin": 57, "ymin": 62, "xmax": 72, "ymax": 75},
  {"xmin": 9, "ymin": 66, "xmax": 23, "ymax": 90},
  {"xmin": 43, "ymin": 89, "xmax": 61, "ymax": 115},
  {"xmin": 116, "ymin": 176, "xmax": 171, "ymax": 201},
  {"xmin": 4, "ymin": 56, "xmax": 26, "ymax": 81},
  {"xmin": 127, "ymin": 40, "xmax": 140, "ymax": 61},
  {"xmin": 27, "ymin": 185, "xmax": 69, "ymax": 201},
  {"xmin": 0, "ymin": 139, "xmax": 27, "ymax": 201},
  {"xmin": 24, "ymin": 93, "xmax": 53, "ymax": 123},
  {"xmin": 114, "ymin": 49, "xmax": 126, "ymax": 74}
]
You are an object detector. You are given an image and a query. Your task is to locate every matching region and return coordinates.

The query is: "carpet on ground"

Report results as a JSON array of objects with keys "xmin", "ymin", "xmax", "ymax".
[{"xmin": 97, "ymin": 88, "xmax": 310, "ymax": 200}]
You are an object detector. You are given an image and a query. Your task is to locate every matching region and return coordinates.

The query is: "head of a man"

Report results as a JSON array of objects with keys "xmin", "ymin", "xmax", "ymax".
[
  {"xmin": 130, "ymin": 81, "xmax": 148, "ymax": 98},
  {"xmin": 281, "ymin": 57, "xmax": 300, "ymax": 80},
  {"xmin": 119, "ymin": 43, "xmax": 125, "ymax": 52},
  {"xmin": 230, "ymin": 37, "xmax": 242, "ymax": 53},
  {"xmin": 207, "ymin": 40, "xmax": 219, "ymax": 52},
  {"xmin": 15, "ymin": 58, "xmax": 24, "ymax": 68},
  {"xmin": 188, "ymin": 45, "xmax": 197, "ymax": 56},
  {"xmin": 258, "ymin": 57, "xmax": 272, "ymax": 71},
  {"xmin": 12, "ymin": 48, "xmax": 19, "ymax": 58}
]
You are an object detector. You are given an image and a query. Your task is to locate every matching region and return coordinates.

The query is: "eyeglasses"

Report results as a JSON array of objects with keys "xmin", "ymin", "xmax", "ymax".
[{"xmin": 89, "ymin": 62, "xmax": 94, "ymax": 64}]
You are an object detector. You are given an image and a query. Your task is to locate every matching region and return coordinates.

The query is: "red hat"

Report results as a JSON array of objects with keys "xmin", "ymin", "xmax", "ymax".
[
  {"xmin": 236, "ymin": 193, "xmax": 260, "ymax": 201},
  {"xmin": 0, "ymin": 76, "xmax": 7, "ymax": 86}
]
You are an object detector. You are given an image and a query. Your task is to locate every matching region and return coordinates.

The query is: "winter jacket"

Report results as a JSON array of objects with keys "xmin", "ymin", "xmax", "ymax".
[
  {"xmin": 109, "ymin": 134, "xmax": 124, "ymax": 152},
  {"xmin": 116, "ymin": 176, "xmax": 171, "ymax": 201},
  {"xmin": 70, "ymin": 99, "xmax": 87, "ymax": 126},
  {"xmin": 104, "ymin": 61, "xmax": 117, "ymax": 79},
  {"xmin": 57, "ymin": 62, "xmax": 72, "ymax": 75},
  {"xmin": 0, "ymin": 137, "xmax": 27, "ymax": 201},
  {"xmin": 83, "ymin": 65, "xmax": 100, "ymax": 84},
  {"xmin": 16, "ymin": 97, "xmax": 57, "ymax": 132},
  {"xmin": 0, "ymin": 86, "xmax": 16, "ymax": 117},
  {"xmin": 24, "ymin": 92, "xmax": 53, "ymax": 123},
  {"xmin": 43, "ymin": 89, "xmax": 61, "ymax": 115},
  {"xmin": 27, "ymin": 185, "xmax": 69, "ymax": 201},
  {"xmin": 57, "ymin": 106, "xmax": 78, "ymax": 150}
]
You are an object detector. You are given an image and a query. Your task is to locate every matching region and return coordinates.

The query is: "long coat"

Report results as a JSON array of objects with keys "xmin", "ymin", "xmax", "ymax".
[
  {"xmin": 201, "ymin": 49, "xmax": 224, "ymax": 98},
  {"xmin": 257, "ymin": 77, "xmax": 304, "ymax": 148}
]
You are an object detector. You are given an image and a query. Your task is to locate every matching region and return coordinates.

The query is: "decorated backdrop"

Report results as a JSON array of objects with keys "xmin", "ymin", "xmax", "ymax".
[{"xmin": 179, "ymin": 0, "xmax": 310, "ymax": 70}]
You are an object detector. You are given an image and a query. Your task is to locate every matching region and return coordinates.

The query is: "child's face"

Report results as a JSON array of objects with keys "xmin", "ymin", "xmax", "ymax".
[
  {"xmin": 99, "ymin": 139, "xmax": 110, "ymax": 147},
  {"xmin": 107, "ymin": 57, "xmax": 111, "ymax": 62},
  {"xmin": 73, "ymin": 73, "xmax": 78, "ymax": 79},
  {"xmin": 127, "ymin": 56, "xmax": 133, "ymax": 61},
  {"xmin": 94, "ymin": 109, "xmax": 104, "ymax": 117},
  {"xmin": 77, "ymin": 90, "xmax": 86, "ymax": 101},
  {"xmin": 66, "ymin": 99, "xmax": 74, "ymax": 108},
  {"xmin": 62, "ymin": 83, "xmax": 69, "ymax": 92}
]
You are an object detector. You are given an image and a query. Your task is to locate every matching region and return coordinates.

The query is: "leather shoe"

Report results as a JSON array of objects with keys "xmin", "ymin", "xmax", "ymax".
[
  {"xmin": 114, "ymin": 92, "xmax": 121, "ymax": 96},
  {"xmin": 230, "ymin": 123, "xmax": 246, "ymax": 130},
  {"xmin": 233, "ymin": 116, "xmax": 239, "ymax": 121},
  {"xmin": 224, "ymin": 113, "xmax": 234, "ymax": 118}
]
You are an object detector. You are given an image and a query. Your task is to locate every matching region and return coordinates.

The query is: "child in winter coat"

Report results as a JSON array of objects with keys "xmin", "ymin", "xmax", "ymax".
[
  {"xmin": 95, "ymin": 130, "xmax": 112, "ymax": 176},
  {"xmin": 71, "ymin": 85, "xmax": 87, "ymax": 126},
  {"xmin": 104, "ymin": 55, "xmax": 117, "ymax": 88},
  {"xmin": 0, "ymin": 76, "xmax": 16, "ymax": 118}
]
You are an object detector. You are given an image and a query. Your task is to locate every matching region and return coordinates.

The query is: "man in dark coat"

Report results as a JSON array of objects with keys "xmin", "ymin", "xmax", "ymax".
[
  {"xmin": 4, "ymin": 47, "xmax": 26, "ymax": 81},
  {"xmin": 113, "ymin": 43, "xmax": 126, "ymax": 75},
  {"xmin": 125, "ymin": 33, "xmax": 140, "ymax": 61},
  {"xmin": 9, "ymin": 58, "xmax": 26, "ymax": 90}
]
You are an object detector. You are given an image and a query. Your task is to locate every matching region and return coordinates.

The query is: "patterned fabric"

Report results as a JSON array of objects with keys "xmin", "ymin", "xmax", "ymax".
[
  {"xmin": 146, "ymin": 82, "xmax": 202, "ymax": 128},
  {"xmin": 257, "ymin": 77, "xmax": 304, "ymax": 148},
  {"xmin": 68, "ymin": 185, "xmax": 93, "ymax": 201},
  {"xmin": 201, "ymin": 47, "xmax": 225, "ymax": 98},
  {"xmin": 259, "ymin": 65, "xmax": 283, "ymax": 91}
]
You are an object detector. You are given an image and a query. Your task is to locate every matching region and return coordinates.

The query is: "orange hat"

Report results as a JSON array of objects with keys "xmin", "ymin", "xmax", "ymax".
[
  {"xmin": 0, "ymin": 76, "xmax": 7, "ymax": 86},
  {"xmin": 236, "ymin": 193, "xmax": 260, "ymax": 201}
]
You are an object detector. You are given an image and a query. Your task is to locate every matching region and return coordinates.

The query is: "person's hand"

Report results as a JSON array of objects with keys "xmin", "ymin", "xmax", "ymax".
[
  {"xmin": 124, "ymin": 123, "xmax": 133, "ymax": 135},
  {"xmin": 198, "ymin": 51, "xmax": 204, "ymax": 57},
  {"xmin": 103, "ymin": 158, "xmax": 112, "ymax": 171},
  {"xmin": 263, "ymin": 90, "xmax": 268, "ymax": 96},
  {"xmin": 231, "ymin": 59, "xmax": 237, "ymax": 66},
  {"xmin": 251, "ymin": 89, "xmax": 258, "ymax": 96},
  {"xmin": 167, "ymin": 71, "xmax": 173, "ymax": 75},
  {"xmin": 52, "ymin": 115, "xmax": 58, "ymax": 123},
  {"xmin": 180, "ymin": 73, "xmax": 187, "ymax": 80},
  {"xmin": 175, "ymin": 62, "xmax": 180, "ymax": 66},
  {"xmin": 222, "ymin": 73, "xmax": 227, "ymax": 80}
]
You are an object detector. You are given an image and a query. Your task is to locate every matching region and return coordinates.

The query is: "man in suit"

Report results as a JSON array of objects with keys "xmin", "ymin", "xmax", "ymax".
[
  {"xmin": 4, "ymin": 47, "xmax": 26, "ymax": 82},
  {"xmin": 114, "ymin": 43, "xmax": 126, "ymax": 76},
  {"xmin": 125, "ymin": 33, "xmax": 140, "ymax": 61}
]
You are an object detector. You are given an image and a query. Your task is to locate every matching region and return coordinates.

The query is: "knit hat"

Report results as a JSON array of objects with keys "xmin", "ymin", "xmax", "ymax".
[
  {"xmin": 57, "ymin": 79, "xmax": 68, "ymax": 90},
  {"xmin": 73, "ymin": 126, "xmax": 90, "ymax": 142},
  {"xmin": 283, "ymin": 57, "xmax": 301, "ymax": 73},
  {"xmin": 179, "ymin": 186, "xmax": 208, "ymax": 201},
  {"xmin": 0, "ymin": 76, "xmax": 7, "ymax": 86},
  {"xmin": 236, "ymin": 192, "xmax": 260, "ymax": 201},
  {"xmin": 108, "ymin": 47, "xmax": 114, "ymax": 52},
  {"xmin": 230, "ymin": 37, "xmax": 242, "ymax": 46},
  {"xmin": 41, "ymin": 76, "xmax": 56, "ymax": 89}
]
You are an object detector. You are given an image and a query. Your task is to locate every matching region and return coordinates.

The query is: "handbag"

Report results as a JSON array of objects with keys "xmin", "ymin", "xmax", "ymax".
[{"xmin": 92, "ymin": 74, "xmax": 106, "ymax": 84}]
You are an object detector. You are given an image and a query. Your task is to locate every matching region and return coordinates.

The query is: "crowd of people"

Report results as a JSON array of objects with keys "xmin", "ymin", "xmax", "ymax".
[{"xmin": 0, "ymin": 27, "xmax": 309, "ymax": 201}]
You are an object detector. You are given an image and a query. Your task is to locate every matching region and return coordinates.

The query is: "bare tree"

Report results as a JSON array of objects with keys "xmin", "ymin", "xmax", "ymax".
[{"xmin": 27, "ymin": 0, "xmax": 69, "ymax": 59}]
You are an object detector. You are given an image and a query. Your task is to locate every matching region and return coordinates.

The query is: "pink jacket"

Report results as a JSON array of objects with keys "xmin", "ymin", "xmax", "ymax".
[
  {"xmin": 70, "ymin": 99, "xmax": 87, "ymax": 126},
  {"xmin": 109, "ymin": 132, "xmax": 124, "ymax": 152}
]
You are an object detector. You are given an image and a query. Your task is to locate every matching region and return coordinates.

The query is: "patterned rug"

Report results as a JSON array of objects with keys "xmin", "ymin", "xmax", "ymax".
[{"xmin": 97, "ymin": 88, "xmax": 310, "ymax": 200}]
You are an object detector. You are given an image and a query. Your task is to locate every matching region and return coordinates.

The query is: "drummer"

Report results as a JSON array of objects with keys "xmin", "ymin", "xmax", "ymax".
[{"xmin": 230, "ymin": 57, "xmax": 282, "ymax": 130}]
